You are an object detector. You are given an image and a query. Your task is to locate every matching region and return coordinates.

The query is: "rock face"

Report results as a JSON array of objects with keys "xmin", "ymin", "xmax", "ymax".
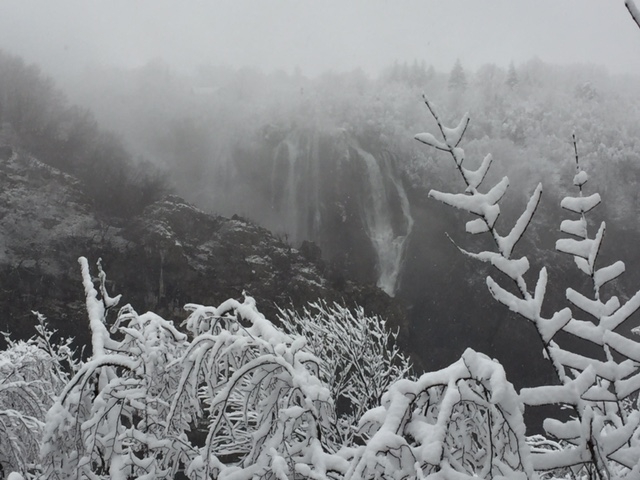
[
  {"xmin": 0, "ymin": 146, "xmax": 408, "ymax": 359},
  {"xmin": 198, "ymin": 128, "xmax": 414, "ymax": 297}
]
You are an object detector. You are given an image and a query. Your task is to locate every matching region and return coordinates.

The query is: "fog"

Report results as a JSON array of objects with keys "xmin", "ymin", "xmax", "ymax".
[
  {"xmin": 2, "ymin": 0, "xmax": 640, "ymax": 440},
  {"xmin": 1, "ymin": 0, "xmax": 639, "ymax": 80}
]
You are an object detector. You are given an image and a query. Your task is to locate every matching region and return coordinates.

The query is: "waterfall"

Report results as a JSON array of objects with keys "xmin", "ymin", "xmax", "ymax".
[
  {"xmin": 270, "ymin": 138, "xmax": 299, "ymax": 242},
  {"xmin": 270, "ymin": 134, "xmax": 322, "ymax": 245},
  {"xmin": 356, "ymin": 146, "xmax": 414, "ymax": 296},
  {"xmin": 266, "ymin": 130, "xmax": 413, "ymax": 296}
]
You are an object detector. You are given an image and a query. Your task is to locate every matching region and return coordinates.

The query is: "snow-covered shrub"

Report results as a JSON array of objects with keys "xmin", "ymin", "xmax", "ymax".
[
  {"xmin": 36, "ymin": 259, "xmax": 350, "ymax": 479},
  {"xmin": 416, "ymin": 97, "xmax": 640, "ymax": 479},
  {"xmin": 348, "ymin": 348, "xmax": 534, "ymax": 480},
  {"xmin": 34, "ymin": 257, "xmax": 536, "ymax": 480},
  {"xmin": 40, "ymin": 257, "xmax": 191, "ymax": 479},
  {"xmin": 0, "ymin": 315, "xmax": 73, "ymax": 478},
  {"xmin": 278, "ymin": 301, "xmax": 413, "ymax": 446},
  {"xmin": 169, "ymin": 297, "xmax": 341, "ymax": 480},
  {"xmin": 0, "ymin": 343, "xmax": 52, "ymax": 477}
]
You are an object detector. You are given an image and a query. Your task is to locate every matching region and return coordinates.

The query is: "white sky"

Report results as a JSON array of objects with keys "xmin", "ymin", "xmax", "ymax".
[{"xmin": 0, "ymin": 0, "xmax": 639, "ymax": 78}]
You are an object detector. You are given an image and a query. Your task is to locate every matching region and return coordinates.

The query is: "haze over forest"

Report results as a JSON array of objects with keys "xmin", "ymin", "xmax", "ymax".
[
  {"xmin": 5, "ymin": 2, "xmax": 640, "ymax": 478},
  {"xmin": 2, "ymin": 1, "xmax": 640, "ymax": 388}
]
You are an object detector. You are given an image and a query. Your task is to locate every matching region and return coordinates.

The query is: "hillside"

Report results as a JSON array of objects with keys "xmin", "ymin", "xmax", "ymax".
[{"xmin": 0, "ymin": 145, "xmax": 407, "ymax": 359}]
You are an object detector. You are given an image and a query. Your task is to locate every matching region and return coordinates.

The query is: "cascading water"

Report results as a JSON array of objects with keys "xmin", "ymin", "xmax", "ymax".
[
  {"xmin": 355, "ymin": 145, "xmax": 414, "ymax": 296},
  {"xmin": 271, "ymin": 139, "xmax": 299, "ymax": 240},
  {"xmin": 227, "ymin": 128, "xmax": 414, "ymax": 297},
  {"xmin": 270, "ymin": 133, "xmax": 322, "ymax": 245}
]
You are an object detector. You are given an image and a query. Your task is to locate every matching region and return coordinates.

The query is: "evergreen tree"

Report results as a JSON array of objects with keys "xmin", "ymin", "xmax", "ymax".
[{"xmin": 448, "ymin": 58, "xmax": 467, "ymax": 92}]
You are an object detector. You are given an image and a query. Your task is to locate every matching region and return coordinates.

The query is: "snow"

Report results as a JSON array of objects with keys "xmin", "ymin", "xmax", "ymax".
[
  {"xmin": 245, "ymin": 254, "xmax": 269, "ymax": 265},
  {"xmin": 414, "ymin": 132, "xmax": 448, "ymax": 151},
  {"xmin": 573, "ymin": 170, "xmax": 589, "ymax": 187},
  {"xmin": 462, "ymin": 153, "xmax": 493, "ymax": 191},
  {"xmin": 553, "ymin": 347, "xmax": 619, "ymax": 381},
  {"xmin": 555, "ymin": 237, "xmax": 594, "ymax": 259},
  {"xmin": 574, "ymin": 256, "xmax": 591, "ymax": 275},
  {"xmin": 594, "ymin": 260, "xmax": 625, "ymax": 290},
  {"xmin": 466, "ymin": 217, "xmax": 489, "ymax": 234},
  {"xmin": 602, "ymin": 414, "xmax": 640, "ymax": 460},
  {"xmin": 351, "ymin": 347, "xmax": 533, "ymax": 479},
  {"xmin": 566, "ymin": 287, "xmax": 619, "ymax": 320},
  {"xmin": 78, "ymin": 256, "xmax": 108, "ymax": 359},
  {"xmin": 461, "ymin": 250, "xmax": 530, "ymax": 280},
  {"xmin": 520, "ymin": 367, "xmax": 595, "ymax": 407},
  {"xmin": 429, "ymin": 176, "xmax": 509, "ymax": 229},
  {"xmin": 486, "ymin": 267, "xmax": 547, "ymax": 321},
  {"xmin": 538, "ymin": 308, "xmax": 572, "ymax": 344},
  {"xmin": 602, "ymin": 289, "xmax": 640, "ymax": 331},
  {"xmin": 544, "ymin": 418, "xmax": 581, "ymax": 440},
  {"xmin": 560, "ymin": 193, "xmax": 601, "ymax": 214},
  {"xmin": 618, "ymin": 369, "xmax": 640, "ymax": 400},
  {"xmin": 496, "ymin": 183, "xmax": 542, "ymax": 258},
  {"xmin": 603, "ymin": 330, "xmax": 640, "ymax": 363},
  {"xmin": 560, "ymin": 218, "xmax": 587, "ymax": 238},
  {"xmin": 442, "ymin": 113, "xmax": 469, "ymax": 147}
]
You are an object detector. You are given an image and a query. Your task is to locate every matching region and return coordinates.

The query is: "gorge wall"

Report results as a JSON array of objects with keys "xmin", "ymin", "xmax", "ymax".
[{"xmin": 196, "ymin": 127, "xmax": 414, "ymax": 297}]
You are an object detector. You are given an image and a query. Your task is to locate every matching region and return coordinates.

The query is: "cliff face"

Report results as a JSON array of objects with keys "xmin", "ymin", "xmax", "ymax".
[
  {"xmin": 193, "ymin": 128, "xmax": 414, "ymax": 297},
  {"xmin": 0, "ymin": 146, "xmax": 407, "ymax": 358}
]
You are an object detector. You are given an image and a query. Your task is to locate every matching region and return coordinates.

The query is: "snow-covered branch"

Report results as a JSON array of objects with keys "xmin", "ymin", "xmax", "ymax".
[{"xmin": 415, "ymin": 100, "xmax": 640, "ymax": 478}]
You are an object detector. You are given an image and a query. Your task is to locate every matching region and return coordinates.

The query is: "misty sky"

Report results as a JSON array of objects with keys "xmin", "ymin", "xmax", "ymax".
[{"xmin": 1, "ymin": 1, "xmax": 639, "ymax": 79}]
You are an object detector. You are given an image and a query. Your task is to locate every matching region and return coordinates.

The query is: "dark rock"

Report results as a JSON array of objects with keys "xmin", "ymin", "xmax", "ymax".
[{"xmin": 0, "ymin": 147, "xmax": 411, "ymax": 364}]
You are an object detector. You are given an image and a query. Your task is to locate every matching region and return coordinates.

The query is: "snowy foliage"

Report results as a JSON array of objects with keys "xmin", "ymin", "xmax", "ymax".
[
  {"xmin": 417, "ymin": 98, "xmax": 640, "ymax": 479},
  {"xmin": 0, "ymin": 259, "xmax": 412, "ymax": 479},
  {"xmin": 1, "ymin": 256, "xmax": 541, "ymax": 479},
  {"xmin": 350, "ymin": 348, "xmax": 534, "ymax": 480},
  {"xmin": 0, "ymin": 315, "xmax": 73, "ymax": 478},
  {"xmin": 278, "ymin": 301, "xmax": 413, "ymax": 446}
]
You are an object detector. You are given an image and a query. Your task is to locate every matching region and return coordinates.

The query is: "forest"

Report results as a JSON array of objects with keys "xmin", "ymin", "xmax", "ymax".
[
  {"xmin": 2, "ymin": 2, "xmax": 640, "ymax": 479},
  {"xmin": 63, "ymin": 46, "xmax": 640, "ymax": 385}
]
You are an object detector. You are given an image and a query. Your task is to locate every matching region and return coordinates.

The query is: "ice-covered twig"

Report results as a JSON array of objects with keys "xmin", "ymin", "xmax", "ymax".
[
  {"xmin": 417, "ymin": 96, "xmax": 543, "ymax": 300},
  {"xmin": 550, "ymin": 136, "xmax": 640, "ymax": 475},
  {"xmin": 416, "ymin": 101, "xmax": 616, "ymax": 477}
]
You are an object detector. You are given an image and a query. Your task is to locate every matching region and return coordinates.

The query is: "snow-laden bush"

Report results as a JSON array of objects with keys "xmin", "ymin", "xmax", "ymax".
[
  {"xmin": 33, "ymin": 259, "xmax": 390, "ymax": 479},
  {"xmin": 0, "ymin": 256, "xmax": 534, "ymax": 480},
  {"xmin": 348, "ymin": 348, "xmax": 534, "ymax": 480},
  {"xmin": 278, "ymin": 301, "xmax": 412, "ymax": 447},
  {"xmin": 0, "ymin": 314, "xmax": 74, "ymax": 478},
  {"xmin": 40, "ymin": 258, "xmax": 191, "ymax": 479}
]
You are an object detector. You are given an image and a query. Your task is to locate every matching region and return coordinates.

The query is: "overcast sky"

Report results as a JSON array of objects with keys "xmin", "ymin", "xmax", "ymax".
[{"xmin": 1, "ymin": 0, "xmax": 639, "ymax": 79}]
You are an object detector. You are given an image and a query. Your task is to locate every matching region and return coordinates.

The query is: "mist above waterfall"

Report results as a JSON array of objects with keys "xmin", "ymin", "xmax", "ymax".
[
  {"xmin": 207, "ymin": 125, "xmax": 414, "ymax": 296},
  {"xmin": 14, "ymin": 31, "xmax": 640, "ymax": 388}
]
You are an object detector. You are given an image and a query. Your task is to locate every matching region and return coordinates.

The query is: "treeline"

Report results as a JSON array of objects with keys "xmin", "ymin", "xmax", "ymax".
[
  {"xmin": 63, "ymin": 58, "xmax": 640, "ymax": 222},
  {"xmin": 0, "ymin": 50, "xmax": 168, "ymax": 217}
]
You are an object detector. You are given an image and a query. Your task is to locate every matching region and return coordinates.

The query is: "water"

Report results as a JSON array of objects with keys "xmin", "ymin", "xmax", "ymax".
[
  {"xmin": 356, "ymin": 146, "xmax": 414, "ymax": 295},
  {"xmin": 269, "ymin": 131, "xmax": 413, "ymax": 296}
]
